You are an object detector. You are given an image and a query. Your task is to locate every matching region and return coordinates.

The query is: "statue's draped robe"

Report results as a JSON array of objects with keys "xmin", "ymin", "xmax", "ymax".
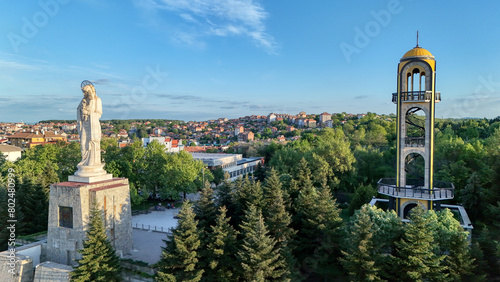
[{"xmin": 77, "ymin": 97, "xmax": 102, "ymax": 166}]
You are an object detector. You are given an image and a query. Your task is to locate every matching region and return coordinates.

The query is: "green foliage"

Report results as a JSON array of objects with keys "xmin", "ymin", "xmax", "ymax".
[
  {"xmin": 205, "ymin": 206, "xmax": 238, "ymax": 281},
  {"xmin": 269, "ymin": 128, "xmax": 355, "ymax": 190},
  {"xmin": 237, "ymin": 205, "xmax": 285, "ymax": 281},
  {"xmin": 348, "ymin": 184, "xmax": 376, "ymax": 215},
  {"xmin": 476, "ymin": 226, "xmax": 500, "ymax": 278},
  {"xmin": 164, "ymin": 151, "xmax": 206, "ymax": 200},
  {"xmin": 341, "ymin": 205, "xmax": 380, "ymax": 281},
  {"xmin": 71, "ymin": 202, "xmax": 121, "ymax": 282},
  {"xmin": 211, "ymin": 167, "xmax": 225, "ymax": 186},
  {"xmin": 157, "ymin": 202, "xmax": 204, "ymax": 282},
  {"xmin": 294, "ymin": 180, "xmax": 343, "ymax": 277},
  {"xmin": 392, "ymin": 206, "xmax": 447, "ymax": 281},
  {"xmin": 129, "ymin": 183, "xmax": 148, "ymax": 207}
]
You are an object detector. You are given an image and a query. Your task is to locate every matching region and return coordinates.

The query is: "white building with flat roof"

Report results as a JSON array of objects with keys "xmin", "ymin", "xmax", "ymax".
[{"xmin": 190, "ymin": 153, "xmax": 263, "ymax": 181}]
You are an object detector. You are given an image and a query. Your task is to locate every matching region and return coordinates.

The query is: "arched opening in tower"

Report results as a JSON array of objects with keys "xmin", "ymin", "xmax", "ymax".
[
  {"xmin": 403, "ymin": 203, "xmax": 419, "ymax": 219},
  {"xmin": 405, "ymin": 107, "xmax": 425, "ymax": 146},
  {"xmin": 406, "ymin": 68, "xmax": 426, "ymax": 93},
  {"xmin": 405, "ymin": 152, "xmax": 425, "ymax": 187}
]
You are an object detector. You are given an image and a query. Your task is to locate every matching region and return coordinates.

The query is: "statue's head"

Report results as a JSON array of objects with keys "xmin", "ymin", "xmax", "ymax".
[{"xmin": 81, "ymin": 80, "xmax": 96, "ymax": 99}]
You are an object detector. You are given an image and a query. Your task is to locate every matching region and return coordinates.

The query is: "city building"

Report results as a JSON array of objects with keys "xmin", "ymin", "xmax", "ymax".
[
  {"xmin": 0, "ymin": 144, "xmax": 23, "ymax": 162},
  {"xmin": 141, "ymin": 136, "xmax": 184, "ymax": 153},
  {"xmin": 319, "ymin": 112, "xmax": 332, "ymax": 124},
  {"xmin": 8, "ymin": 130, "xmax": 66, "ymax": 149},
  {"xmin": 241, "ymin": 131, "xmax": 254, "ymax": 142},
  {"xmin": 190, "ymin": 153, "xmax": 263, "ymax": 181},
  {"xmin": 369, "ymin": 43, "xmax": 473, "ymax": 238}
]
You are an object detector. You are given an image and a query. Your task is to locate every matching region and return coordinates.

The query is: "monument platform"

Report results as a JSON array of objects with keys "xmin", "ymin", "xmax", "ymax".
[
  {"xmin": 46, "ymin": 178, "xmax": 133, "ymax": 266},
  {"xmin": 68, "ymin": 173, "xmax": 113, "ymax": 183}
]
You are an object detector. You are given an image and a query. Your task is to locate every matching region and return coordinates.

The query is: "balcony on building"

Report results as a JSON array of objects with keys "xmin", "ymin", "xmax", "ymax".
[
  {"xmin": 377, "ymin": 178, "xmax": 454, "ymax": 200},
  {"xmin": 392, "ymin": 91, "xmax": 441, "ymax": 103}
]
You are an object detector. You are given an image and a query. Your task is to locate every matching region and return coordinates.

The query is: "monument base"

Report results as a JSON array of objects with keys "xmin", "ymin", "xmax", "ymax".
[
  {"xmin": 68, "ymin": 173, "xmax": 113, "ymax": 183},
  {"xmin": 70, "ymin": 164, "xmax": 112, "ymax": 183},
  {"xmin": 46, "ymin": 178, "xmax": 133, "ymax": 266}
]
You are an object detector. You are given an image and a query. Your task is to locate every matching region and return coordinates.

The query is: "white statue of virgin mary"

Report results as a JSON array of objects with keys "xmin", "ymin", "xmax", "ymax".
[{"xmin": 73, "ymin": 80, "xmax": 108, "ymax": 178}]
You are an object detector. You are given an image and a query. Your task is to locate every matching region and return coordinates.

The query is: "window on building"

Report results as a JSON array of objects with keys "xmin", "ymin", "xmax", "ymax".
[{"xmin": 59, "ymin": 206, "xmax": 73, "ymax": 228}]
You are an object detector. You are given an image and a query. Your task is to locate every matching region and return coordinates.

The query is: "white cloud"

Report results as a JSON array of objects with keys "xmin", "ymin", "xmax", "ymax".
[
  {"xmin": 0, "ymin": 60, "xmax": 39, "ymax": 71},
  {"xmin": 136, "ymin": 0, "xmax": 278, "ymax": 53}
]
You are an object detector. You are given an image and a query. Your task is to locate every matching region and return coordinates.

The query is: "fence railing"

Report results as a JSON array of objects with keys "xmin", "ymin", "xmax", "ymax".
[
  {"xmin": 405, "ymin": 137, "xmax": 425, "ymax": 147},
  {"xmin": 392, "ymin": 91, "xmax": 441, "ymax": 103},
  {"xmin": 133, "ymin": 223, "xmax": 172, "ymax": 233},
  {"xmin": 377, "ymin": 178, "xmax": 454, "ymax": 200}
]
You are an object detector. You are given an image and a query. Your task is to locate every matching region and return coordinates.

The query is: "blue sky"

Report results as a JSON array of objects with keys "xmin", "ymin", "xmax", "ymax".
[{"xmin": 1, "ymin": 0, "xmax": 500, "ymax": 123}]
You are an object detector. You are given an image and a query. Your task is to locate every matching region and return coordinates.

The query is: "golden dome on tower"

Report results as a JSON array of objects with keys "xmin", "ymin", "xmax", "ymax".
[{"xmin": 401, "ymin": 46, "xmax": 434, "ymax": 60}]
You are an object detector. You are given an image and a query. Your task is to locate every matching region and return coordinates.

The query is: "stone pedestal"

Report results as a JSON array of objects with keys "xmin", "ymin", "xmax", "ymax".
[
  {"xmin": 46, "ymin": 178, "xmax": 133, "ymax": 266},
  {"xmin": 69, "ymin": 164, "xmax": 112, "ymax": 183}
]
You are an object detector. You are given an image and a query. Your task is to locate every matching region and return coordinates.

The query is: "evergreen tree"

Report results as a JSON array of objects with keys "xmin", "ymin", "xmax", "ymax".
[
  {"xmin": 16, "ymin": 178, "xmax": 48, "ymax": 235},
  {"xmin": 358, "ymin": 205, "xmax": 403, "ymax": 281},
  {"xmin": 348, "ymin": 184, "xmax": 377, "ymax": 215},
  {"xmin": 237, "ymin": 205, "xmax": 285, "ymax": 282},
  {"xmin": 341, "ymin": 205, "xmax": 380, "ymax": 281},
  {"xmin": 392, "ymin": 206, "xmax": 447, "ymax": 281},
  {"xmin": 71, "ymin": 202, "xmax": 121, "ymax": 282},
  {"xmin": 193, "ymin": 182, "xmax": 217, "ymax": 233},
  {"xmin": 461, "ymin": 172, "xmax": 485, "ymax": 223},
  {"xmin": 469, "ymin": 242, "xmax": 488, "ymax": 281},
  {"xmin": 262, "ymin": 169, "xmax": 298, "ymax": 280},
  {"xmin": 294, "ymin": 181, "xmax": 343, "ymax": 278},
  {"xmin": 263, "ymin": 169, "xmax": 296, "ymax": 245},
  {"xmin": 156, "ymin": 202, "xmax": 204, "ymax": 282},
  {"xmin": 311, "ymin": 184, "xmax": 344, "ymax": 277},
  {"xmin": 205, "ymin": 206, "xmax": 238, "ymax": 281},
  {"xmin": 476, "ymin": 226, "xmax": 500, "ymax": 278},
  {"xmin": 233, "ymin": 176, "xmax": 263, "ymax": 228},
  {"xmin": 446, "ymin": 230, "xmax": 476, "ymax": 281},
  {"xmin": 193, "ymin": 182, "xmax": 217, "ymax": 270},
  {"xmin": 214, "ymin": 173, "xmax": 233, "ymax": 210}
]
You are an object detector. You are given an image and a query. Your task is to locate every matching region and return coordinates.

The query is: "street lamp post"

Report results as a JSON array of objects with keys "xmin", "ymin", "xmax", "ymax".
[{"xmin": 202, "ymin": 168, "xmax": 205, "ymax": 187}]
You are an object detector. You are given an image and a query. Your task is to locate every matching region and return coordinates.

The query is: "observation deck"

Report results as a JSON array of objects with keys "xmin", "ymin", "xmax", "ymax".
[
  {"xmin": 392, "ymin": 91, "xmax": 441, "ymax": 103},
  {"xmin": 377, "ymin": 178, "xmax": 454, "ymax": 200}
]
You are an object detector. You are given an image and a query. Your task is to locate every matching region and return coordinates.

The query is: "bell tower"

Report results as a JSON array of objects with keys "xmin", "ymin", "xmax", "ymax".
[{"xmin": 377, "ymin": 42, "xmax": 455, "ymax": 218}]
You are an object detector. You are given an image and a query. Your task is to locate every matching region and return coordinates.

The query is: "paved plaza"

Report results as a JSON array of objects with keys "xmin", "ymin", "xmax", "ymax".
[
  {"xmin": 126, "ymin": 207, "xmax": 181, "ymax": 265},
  {"xmin": 132, "ymin": 208, "xmax": 180, "ymax": 232},
  {"xmin": 125, "ymin": 229, "xmax": 169, "ymax": 265}
]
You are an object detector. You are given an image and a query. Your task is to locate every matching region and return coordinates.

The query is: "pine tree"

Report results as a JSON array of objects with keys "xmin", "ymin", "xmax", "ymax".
[
  {"xmin": 233, "ymin": 176, "xmax": 263, "ymax": 228},
  {"xmin": 341, "ymin": 205, "xmax": 380, "ymax": 281},
  {"xmin": 262, "ymin": 169, "xmax": 298, "ymax": 280},
  {"xmin": 193, "ymin": 182, "xmax": 217, "ymax": 233},
  {"xmin": 71, "ymin": 202, "xmax": 121, "ymax": 282},
  {"xmin": 348, "ymin": 184, "xmax": 376, "ymax": 215},
  {"xmin": 156, "ymin": 202, "xmax": 204, "ymax": 282},
  {"xmin": 476, "ymin": 226, "xmax": 500, "ymax": 278},
  {"xmin": 461, "ymin": 172, "xmax": 484, "ymax": 223},
  {"xmin": 237, "ymin": 205, "xmax": 285, "ymax": 282},
  {"xmin": 193, "ymin": 182, "xmax": 217, "ymax": 270},
  {"xmin": 263, "ymin": 169, "xmax": 296, "ymax": 245},
  {"xmin": 469, "ymin": 242, "xmax": 488, "ymax": 281},
  {"xmin": 392, "ymin": 206, "xmax": 447, "ymax": 281},
  {"xmin": 311, "ymin": 183, "xmax": 343, "ymax": 277},
  {"xmin": 293, "ymin": 181, "xmax": 343, "ymax": 278},
  {"xmin": 205, "ymin": 206, "xmax": 238, "ymax": 281},
  {"xmin": 446, "ymin": 231, "xmax": 476, "ymax": 281},
  {"xmin": 214, "ymin": 174, "xmax": 234, "ymax": 211},
  {"xmin": 19, "ymin": 180, "xmax": 48, "ymax": 234}
]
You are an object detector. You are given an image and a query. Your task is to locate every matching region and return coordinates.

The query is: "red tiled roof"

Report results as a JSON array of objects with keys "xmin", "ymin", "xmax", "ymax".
[{"xmin": 184, "ymin": 146, "xmax": 206, "ymax": 153}]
